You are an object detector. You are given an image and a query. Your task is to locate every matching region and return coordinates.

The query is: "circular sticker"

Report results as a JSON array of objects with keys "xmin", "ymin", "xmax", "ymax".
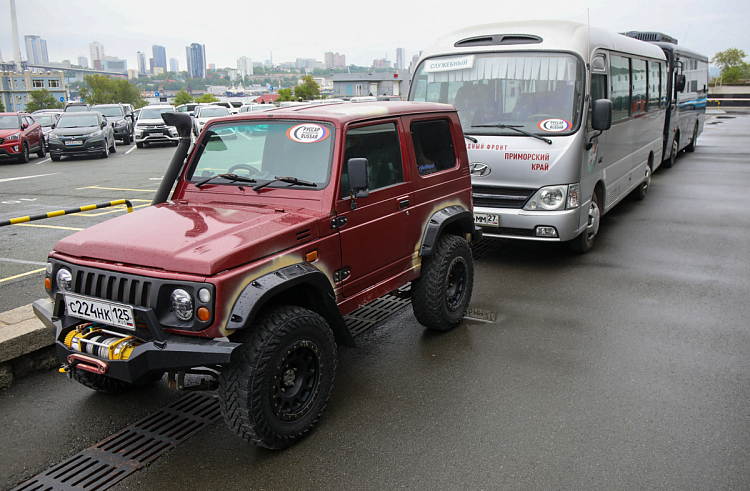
[
  {"xmin": 286, "ymin": 124, "xmax": 330, "ymax": 143},
  {"xmin": 537, "ymin": 119, "xmax": 571, "ymax": 132}
]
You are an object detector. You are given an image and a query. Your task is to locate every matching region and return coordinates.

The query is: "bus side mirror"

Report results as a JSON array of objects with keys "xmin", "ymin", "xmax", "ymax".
[
  {"xmin": 591, "ymin": 99, "xmax": 612, "ymax": 131},
  {"xmin": 675, "ymin": 74, "xmax": 686, "ymax": 92}
]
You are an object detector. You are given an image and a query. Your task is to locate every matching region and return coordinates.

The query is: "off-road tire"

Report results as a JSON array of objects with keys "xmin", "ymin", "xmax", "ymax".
[
  {"xmin": 411, "ymin": 234, "xmax": 474, "ymax": 331},
  {"xmin": 218, "ymin": 305, "xmax": 337, "ymax": 450},
  {"xmin": 73, "ymin": 369, "xmax": 134, "ymax": 394}
]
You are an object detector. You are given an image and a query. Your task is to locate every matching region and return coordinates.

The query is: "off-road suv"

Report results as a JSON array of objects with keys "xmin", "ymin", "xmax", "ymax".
[{"xmin": 33, "ymin": 102, "xmax": 481, "ymax": 449}]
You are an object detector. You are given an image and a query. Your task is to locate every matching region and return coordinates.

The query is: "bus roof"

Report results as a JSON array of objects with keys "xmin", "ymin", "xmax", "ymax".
[{"xmin": 419, "ymin": 20, "xmax": 666, "ymax": 64}]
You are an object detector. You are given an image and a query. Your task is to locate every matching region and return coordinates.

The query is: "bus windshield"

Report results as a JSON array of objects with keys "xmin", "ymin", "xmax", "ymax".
[{"xmin": 410, "ymin": 52, "xmax": 584, "ymax": 136}]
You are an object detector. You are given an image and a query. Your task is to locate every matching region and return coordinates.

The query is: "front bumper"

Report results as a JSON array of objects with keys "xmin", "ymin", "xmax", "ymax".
[
  {"xmin": 33, "ymin": 297, "xmax": 241, "ymax": 385},
  {"xmin": 48, "ymin": 137, "xmax": 106, "ymax": 157},
  {"xmin": 135, "ymin": 127, "xmax": 178, "ymax": 144},
  {"xmin": 0, "ymin": 142, "xmax": 22, "ymax": 159},
  {"xmin": 474, "ymin": 204, "xmax": 583, "ymax": 242}
]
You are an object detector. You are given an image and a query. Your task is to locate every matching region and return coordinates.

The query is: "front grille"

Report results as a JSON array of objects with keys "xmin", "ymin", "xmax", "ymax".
[
  {"xmin": 473, "ymin": 186, "xmax": 535, "ymax": 209},
  {"xmin": 74, "ymin": 269, "xmax": 153, "ymax": 307},
  {"xmin": 481, "ymin": 226, "xmax": 535, "ymax": 237}
]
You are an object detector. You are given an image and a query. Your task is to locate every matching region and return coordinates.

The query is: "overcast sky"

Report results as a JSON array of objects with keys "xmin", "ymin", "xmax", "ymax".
[{"xmin": 1, "ymin": 0, "xmax": 748, "ymax": 71}]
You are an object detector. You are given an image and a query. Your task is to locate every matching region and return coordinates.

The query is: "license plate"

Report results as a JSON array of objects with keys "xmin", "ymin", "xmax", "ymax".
[
  {"xmin": 64, "ymin": 140, "xmax": 83, "ymax": 146},
  {"xmin": 474, "ymin": 213, "xmax": 499, "ymax": 227},
  {"xmin": 64, "ymin": 293, "xmax": 135, "ymax": 330}
]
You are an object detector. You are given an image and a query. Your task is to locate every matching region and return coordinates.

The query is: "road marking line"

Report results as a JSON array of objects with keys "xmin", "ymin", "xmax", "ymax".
[
  {"xmin": 35, "ymin": 158, "xmax": 51, "ymax": 165},
  {"xmin": 0, "ymin": 257, "xmax": 47, "ymax": 266},
  {"xmin": 125, "ymin": 146, "xmax": 137, "ymax": 154},
  {"xmin": 14, "ymin": 223, "xmax": 84, "ymax": 230},
  {"xmin": 0, "ymin": 267, "xmax": 46, "ymax": 283},
  {"xmin": 76, "ymin": 186, "xmax": 157, "ymax": 192},
  {"xmin": 0, "ymin": 172, "xmax": 60, "ymax": 184}
]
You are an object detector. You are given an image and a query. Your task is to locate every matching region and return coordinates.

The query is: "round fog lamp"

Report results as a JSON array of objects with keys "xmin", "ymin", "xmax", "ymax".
[
  {"xmin": 56, "ymin": 268, "xmax": 73, "ymax": 291},
  {"xmin": 171, "ymin": 289, "xmax": 194, "ymax": 321},
  {"xmin": 198, "ymin": 288, "xmax": 211, "ymax": 303}
]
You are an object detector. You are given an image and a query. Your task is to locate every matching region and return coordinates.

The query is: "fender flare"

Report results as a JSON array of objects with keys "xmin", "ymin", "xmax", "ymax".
[
  {"xmin": 226, "ymin": 262, "xmax": 355, "ymax": 348},
  {"xmin": 419, "ymin": 205, "xmax": 481, "ymax": 257}
]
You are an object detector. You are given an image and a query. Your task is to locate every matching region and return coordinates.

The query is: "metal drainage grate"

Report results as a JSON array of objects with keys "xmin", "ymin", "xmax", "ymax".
[
  {"xmin": 12, "ymin": 392, "xmax": 220, "ymax": 491},
  {"xmin": 345, "ymin": 288, "xmax": 412, "ymax": 336}
]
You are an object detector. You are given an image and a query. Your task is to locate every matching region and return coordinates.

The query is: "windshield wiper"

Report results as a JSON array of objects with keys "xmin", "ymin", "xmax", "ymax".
[
  {"xmin": 252, "ymin": 176, "xmax": 317, "ymax": 192},
  {"xmin": 194, "ymin": 173, "xmax": 257, "ymax": 188},
  {"xmin": 471, "ymin": 124, "xmax": 552, "ymax": 145}
]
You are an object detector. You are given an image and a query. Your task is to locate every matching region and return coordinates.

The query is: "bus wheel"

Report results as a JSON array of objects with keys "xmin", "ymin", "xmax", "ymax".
[
  {"xmin": 664, "ymin": 137, "xmax": 678, "ymax": 168},
  {"xmin": 635, "ymin": 165, "xmax": 651, "ymax": 201},
  {"xmin": 569, "ymin": 192, "xmax": 600, "ymax": 254},
  {"xmin": 686, "ymin": 123, "xmax": 698, "ymax": 152}
]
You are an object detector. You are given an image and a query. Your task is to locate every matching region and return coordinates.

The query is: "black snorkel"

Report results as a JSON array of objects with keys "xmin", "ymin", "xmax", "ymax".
[{"xmin": 151, "ymin": 111, "xmax": 193, "ymax": 205}]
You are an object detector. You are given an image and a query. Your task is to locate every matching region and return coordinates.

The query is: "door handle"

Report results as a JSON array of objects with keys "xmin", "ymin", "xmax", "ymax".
[{"xmin": 398, "ymin": 199, "xmax": 410, "ymax": 209}]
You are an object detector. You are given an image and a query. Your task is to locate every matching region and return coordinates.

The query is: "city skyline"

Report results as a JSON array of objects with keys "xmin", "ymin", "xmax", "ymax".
[{"xmin": 1, "ymin": 0, "xmax": 748, "ymax": 72}]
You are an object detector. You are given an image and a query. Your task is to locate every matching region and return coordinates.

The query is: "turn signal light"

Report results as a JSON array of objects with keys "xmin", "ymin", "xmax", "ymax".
[
  {"xmin": 44, "ymin": 278, "xmax": 51, "ymax": 290},
  {"xmin": 197, "ymin": 307, "xmax": 211, "ymax": 322},
  {"xmin": 305, "ymin": 250, "xmax": 318, "ymax": 262}
]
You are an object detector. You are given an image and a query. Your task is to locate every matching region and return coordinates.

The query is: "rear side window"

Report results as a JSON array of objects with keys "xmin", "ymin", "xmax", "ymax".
[{"xmin": 410, "ymin": 119, "xmax": 456, "ymax": 175}]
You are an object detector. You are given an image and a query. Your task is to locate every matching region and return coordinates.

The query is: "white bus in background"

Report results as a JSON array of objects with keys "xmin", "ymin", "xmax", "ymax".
[{"xmin": 409, "ymin": 21, "xmax": 667, "ymax": 252}]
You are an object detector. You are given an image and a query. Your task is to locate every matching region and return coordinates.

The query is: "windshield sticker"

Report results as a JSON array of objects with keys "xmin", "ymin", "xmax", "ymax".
[
  {"xmin": 286, "ymin": 124, "xmax": 330, "ymax": 143},
  {"xmin": 537, "ymin": 119, "xmax": 571, "ymax": 132},
  {"xmin": 424, "ymin": 55, "xmax": 475, "ymax": 73}
]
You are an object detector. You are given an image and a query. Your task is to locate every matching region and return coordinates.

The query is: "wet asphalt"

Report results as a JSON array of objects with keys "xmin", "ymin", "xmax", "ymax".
[{"xmin": 1, "ymin": 115, "xmax": 748, "ymax": 490}]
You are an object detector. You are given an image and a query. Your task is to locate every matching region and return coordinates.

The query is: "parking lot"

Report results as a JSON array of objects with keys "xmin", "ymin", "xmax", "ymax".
[{"xmin": 1, "ymin": 114, "xmax": 749, "ymax": 490}]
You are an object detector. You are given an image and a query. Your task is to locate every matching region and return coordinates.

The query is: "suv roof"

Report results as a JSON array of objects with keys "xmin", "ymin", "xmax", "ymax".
[{"xmin": 253, "ymin": 101, "xmax": 452, "ymax": 125}]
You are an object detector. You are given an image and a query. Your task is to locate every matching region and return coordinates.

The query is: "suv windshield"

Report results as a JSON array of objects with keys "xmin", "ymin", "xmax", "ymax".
[
  {"xmin": 94, "ymin": 106, "xmax": 125, "ymax": 118},
  {"xmin": 410, "ymin": 52, "xmax": 584, "ymax": 135},
  {"xmin": 140, "ymin": 107, "xmax": 174, "ymax": 119},
  {"xmin": 188, "ymin": 121, "xmax": 334, "ymax": 189},
  {"xmin": 0, "ymin": 115, "xmax": 19, "ymax": 129},
  {"xmin": 57, "ymin": 114, "xmax": 100, "ymax": 128}
]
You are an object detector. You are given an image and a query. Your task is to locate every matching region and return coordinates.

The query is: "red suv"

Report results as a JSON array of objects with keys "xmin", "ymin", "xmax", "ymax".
[
  {"xmin": 0, "ymin": 112, "xmax": 46, "ymax": 163},
  {"xmin": 34, "ymin": 102, "xmax": 481, "ymax": 449}
]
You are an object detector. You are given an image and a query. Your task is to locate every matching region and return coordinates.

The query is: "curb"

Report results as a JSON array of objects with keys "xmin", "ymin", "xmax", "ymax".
[{"xmin": 0, "ymin": 304, "xmax": 57, "ymax": 387}]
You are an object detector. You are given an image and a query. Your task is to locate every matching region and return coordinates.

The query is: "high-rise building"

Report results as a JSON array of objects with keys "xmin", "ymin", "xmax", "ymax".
[
  {"xmin": 77, "ymin": 56, "xmax": 88, "ymax": 68},
  {"xmin": 137, "ymin": 51, "xmax": 147, "ymax": 75},
  {"xmin": 169, "ymin": 58, "xmax": 179, "ymax": 73},
  {"xmin": 152, "ymin": 45, "xmax": 167, "ymax": 71},
  {"xmin": 24, "ymin": 35, "xmax": 48, "ymax": 65},
  {"xmin": 325, "ymin": 52, "xmax": 347, "ymax": 69},
  {"xmin": 186, "ymin": 43, "xmax": 206, "ymax": 78},
  {"xmin": 90, "ymin": 42, "xmax": 104, "ymax": 70},
  {"xmin": 396, "ymin": 48, "xmax": 405, "ymax": 70},
  {"xmin": 237, "ymin": 56, "xmax": 253, "ymax": 78}
]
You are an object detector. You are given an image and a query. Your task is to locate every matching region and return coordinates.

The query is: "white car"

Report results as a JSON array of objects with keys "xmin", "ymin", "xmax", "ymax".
[
  {"xmin": 134, "ymin": 105, "xmax": 178, "ymax": 148},
  {"xmin": 210, "ymin": 101, "xmax": 245, "ymax": 114},
  {"xmin": 193, "ymin": 105, "xmax": 234, "ymax": 137}
]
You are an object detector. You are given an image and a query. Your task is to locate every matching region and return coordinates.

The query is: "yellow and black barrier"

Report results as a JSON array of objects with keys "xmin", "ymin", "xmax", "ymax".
[{"xmin": 0, "ymin": 199, "xmax": 134, "ymax": 227}]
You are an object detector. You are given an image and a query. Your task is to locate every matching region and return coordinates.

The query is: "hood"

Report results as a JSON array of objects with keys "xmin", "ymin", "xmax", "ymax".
[
  {"xmin": 137, "ymin": 118, "xmax": 173, "ymax": 126},
  {"xmin": 0, "ymin": 128, "xmax": 21, "ymax": 137},
  {"xmin": 53, "ymin": 202, "xmax": 321, "ymax": 276}
]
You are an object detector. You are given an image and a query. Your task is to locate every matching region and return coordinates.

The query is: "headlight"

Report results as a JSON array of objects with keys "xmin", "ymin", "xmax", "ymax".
[
  {"xmin": 6, "ymin": 133, "xmax": 20, "ymax": 141},
  {"xmin": 88, "ymin": 130, "xmax": 103, "ymax": 138},
  {"xmin": 56, "ymin": 268, "xmax": 73, "ymax": 292},
  {"xmin": 171, "ymin": 289, "xmax": 194, "ymax": 321},
  {"xmin": 524, "ymin": 186, "xmax": 567, "ymax": 211}
]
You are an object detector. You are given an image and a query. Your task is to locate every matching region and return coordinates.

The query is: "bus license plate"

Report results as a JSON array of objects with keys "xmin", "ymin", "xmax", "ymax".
[
  {"xmin": 474, "ymin": 213, "xmax": 499, "ymax": 227},
  {"xmin": 64, "ymin": 293, "xmax": 135, "ymax": 330}
]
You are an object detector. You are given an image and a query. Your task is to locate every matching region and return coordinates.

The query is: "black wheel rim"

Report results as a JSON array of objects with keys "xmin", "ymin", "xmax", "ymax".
[
  {"xmin": 271, "ymin": 339, "xmax": 323, "ymax": 422},
  {"xmin": 445, "ymin": 256, "xmax": 468, "ymax": 312}
]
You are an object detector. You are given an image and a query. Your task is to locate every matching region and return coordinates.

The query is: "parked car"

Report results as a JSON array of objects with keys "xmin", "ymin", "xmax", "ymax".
[
  {"xmin": 64, "ymin": 102, "xmax": 91, "ymax": 112},
  {"xmin": 0, "ymin": 112, "xmax": 46, "ymax": 162},
  {"xmin": 47, "ymin": 111, "xmax": 116, "ymax": 161},
  {"xmin": 92, "ymin": 104, "xmax": 134, "ymax": 145},
  {"xmin": 211, "ymin": 101, "xmax": 244, "ymax": 114},
  {"xmin": 30, "ymin": 111, "xmax": 61, "ymax": 150},
  {"xmin": 176, "ymin": 103, "xmax": 201, "ymax": 116},
  {"xmin": 193, "ymin": 105, "xmax": 234, "ymax": 137},
  {"xmin": 134, "ymin": 105, "xmax": 178, "ymax": 148},
  {"xmin": 237, "ymin": 104, "xmax": 277, "ymax": 113}
]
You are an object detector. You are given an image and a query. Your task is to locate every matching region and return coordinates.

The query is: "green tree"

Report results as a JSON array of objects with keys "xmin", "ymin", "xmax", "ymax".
[
  {"xmin": 194, "ymin": 93, "xmax": 220, "ymax": 103},
  {"xmin": 173, "ymin": 89, "xmax": 193, "ymax": 106},
  {"xmin": 294, "ymin": 75, "xmax": 320, "ymax": 101},
  {"xmin": 25, "ymin": 88, "xmax": 63, "ymax": 113},
  {"xmin": 712, "ymin": 48, "xmax": 750, "ymax": 83},
  {"xmin": 277, "ymin": 88, "xmax": 293, "ymax": 102},
  {"xmin": 78, "ymin": 74, "xmax": 146, "ymax": 108}
]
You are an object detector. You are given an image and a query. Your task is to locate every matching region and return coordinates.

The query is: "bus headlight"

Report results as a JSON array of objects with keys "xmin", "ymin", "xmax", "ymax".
[{"xmin": 524, "ymin": 185, "xmax": 566, "ymax": 211}]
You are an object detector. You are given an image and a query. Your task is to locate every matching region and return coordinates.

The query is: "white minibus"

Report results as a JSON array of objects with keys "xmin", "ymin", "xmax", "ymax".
[{"xmin": 409, "ymin": 21, "xmax": 667, "ymax": 252}]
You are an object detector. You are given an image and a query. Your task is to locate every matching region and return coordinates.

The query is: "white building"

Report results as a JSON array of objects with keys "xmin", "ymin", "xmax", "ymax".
[
  {"xmin": 169, "ymin": 57, "xmax": 179, "ymax": 73},
  {"xmin": 89, "ymin": 42, "xmax": 104, "ymax": 70},
  {"xmin": 77, "ymin": 56, "xmax": 88, "ymax": 68},
  {"xmin": 237, "ymin": 56, "xmax": 253, "ymax": 78}
]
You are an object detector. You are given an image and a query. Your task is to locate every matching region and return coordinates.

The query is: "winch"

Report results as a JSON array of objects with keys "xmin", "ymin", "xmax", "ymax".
[{"xmin": 63, "ymin": 323, "xmax": 141, "ymax": 361}]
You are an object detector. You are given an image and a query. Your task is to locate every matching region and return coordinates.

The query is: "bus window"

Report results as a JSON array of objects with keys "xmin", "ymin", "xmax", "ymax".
[
  {"xmin": 661, "ymin": 63, "xmax": 668, "ymax": 108},
  {"xmin": 632, "ymin": 59, "xmax": 647, "ymax": 115},
  {"xmin": 610, "ymin": 55, "xmax": 631, "ymax": 121},
  {"xmin": 648, "ymin": 61, "xmax": 660, "ymax": 112}
]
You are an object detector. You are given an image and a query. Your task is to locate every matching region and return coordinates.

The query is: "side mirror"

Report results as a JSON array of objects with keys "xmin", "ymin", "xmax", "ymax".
[
  {"xmin": 189, "ymin": 112, "xmax": 195, "ymax": 117},
  {"xmin": 591, "ymin": 99, "xmax": 612, "ymax": 131},
  {"xmin": 101, "ymin": 121, "xmax": 106, "ymax": 129},
  {"xmin": 675, "ymin": 74, "xmax": 686, "ymax": 92},
  {"xmin": 347, "ymin": 158, "xmax": 369, "ymax": 209},
  {"xmin": 21, "ymin": 123, "xmax": 28, "ymax": 130}
]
